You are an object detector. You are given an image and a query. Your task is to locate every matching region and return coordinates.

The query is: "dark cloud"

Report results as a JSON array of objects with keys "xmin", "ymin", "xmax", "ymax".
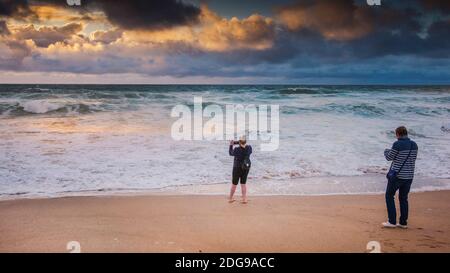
[
  {"xmin": 87, "ymin": 0, "xmax": 201, "ymax": 30},
  {"xmin": 0, "ymin": 0, "xmax": 31, "ymax": 16},
  {"xmin": 276, "ymin": 0, "xmax": 375, "ymax": 41},
  {"xmin": 269, "ymin": 0, "xmax": 450, "ymax": 61},
  {"xmin": 0, "ymin": 20, "xmax": 10, "ymax": 35},
  {"xmin": 0, "ymin": 39, "xmax": 32, "ymax": 70},
  {"xmin": 0, "ymin": 0, "xmax": 449, "ymax": 83},
  {"xmin": 274, "ymin": 0, "xmax": 430, "ymax": 42},
  {"xmin": 424, "ymin": 19, "xmax": 450, "ymax": 57},
  {"xmin": 342, "ymin": 9, "xmax": 449, "ymax": 59},
  {"xmin": 420, "ymin": 0, "xmax": 450, "ymax": 14},
  {"xmin": 2, "ymin": 0, "xmax": 201, "ymax": 30}
]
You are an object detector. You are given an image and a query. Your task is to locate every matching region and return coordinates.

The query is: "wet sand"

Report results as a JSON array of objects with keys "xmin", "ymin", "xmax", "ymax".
[{"xmin": 0, "ymin": 191, "xmax": 449, "ymax": 252}]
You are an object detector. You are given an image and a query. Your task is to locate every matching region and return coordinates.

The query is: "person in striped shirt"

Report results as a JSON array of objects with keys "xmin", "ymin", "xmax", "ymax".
[{"xmin": 382, "ymin": 126, "xmax": 418, "ymax": 229}]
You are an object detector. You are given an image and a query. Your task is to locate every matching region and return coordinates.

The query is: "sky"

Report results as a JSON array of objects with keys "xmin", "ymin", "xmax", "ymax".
[{"xmin": 0, "ymin": 0, "xmax": 449, "ymax": 84}]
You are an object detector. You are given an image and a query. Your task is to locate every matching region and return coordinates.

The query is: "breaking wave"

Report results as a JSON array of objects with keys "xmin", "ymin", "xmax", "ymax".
[{"xmin": 0, "ymin": 100, "xmax": 99, "ymax": 116}]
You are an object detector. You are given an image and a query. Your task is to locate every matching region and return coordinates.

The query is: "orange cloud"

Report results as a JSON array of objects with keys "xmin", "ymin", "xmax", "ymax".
[
  {"xmin": 30, "ymin": 5, "xmax": 78, "ymax": 21},
  {"xmin": 120, "ymin": 6, "xmax": 275, "ymax": 52},
  {"xmin": 1, "ymin": 3, "xmax": 277, "ymax": 74},
  {"xmin": 121, "ymin": 26, "xmax": 195, "ymax": 46},
  {"xmin": 11, "ymin": 22, "xmax": 83, "ymax": 47},
  {"xmin": 276, "ymin": 0, "xmax": 374, "ymax": 41},
  {"xmin": 197, "ymin": 6, "xmax": 275, "ymax": 51},
  {"xmin": 3, "ymin": 3, "xmax": 275, "ymax": 53}
]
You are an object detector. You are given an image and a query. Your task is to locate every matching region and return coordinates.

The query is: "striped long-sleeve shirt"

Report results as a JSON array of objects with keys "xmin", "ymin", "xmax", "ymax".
[{"xmin": 384, "ymin": 137, "xmax": 418, "ymax": 180}]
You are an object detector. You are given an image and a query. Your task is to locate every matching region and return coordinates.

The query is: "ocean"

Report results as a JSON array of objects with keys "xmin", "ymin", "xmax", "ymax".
[{"xmin": 0, "ymin": 85, "xmax": 449, "ymax": 199}]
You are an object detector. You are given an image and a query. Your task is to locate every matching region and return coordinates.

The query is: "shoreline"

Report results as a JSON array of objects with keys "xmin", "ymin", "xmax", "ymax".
[
  {"xmin": 1, "ymin": 187, "xmax": 450, "ymax": 202},
  {"xmin": 1, "ymin": 190, "xmax": 449, "ymax": 253},
  {"xmin": 1, "ymin": 174, "xmax": 449, "ymax": 201}
]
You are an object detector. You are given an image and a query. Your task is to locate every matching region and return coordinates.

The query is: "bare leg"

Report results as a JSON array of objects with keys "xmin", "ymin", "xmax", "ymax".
[
  {"xmin": 241, "ymin": 184, "xmax": 247, "ymax": 203},
  {"xmin": 229, "ymin": 184, "xmax": 237, "ymax": 202}
]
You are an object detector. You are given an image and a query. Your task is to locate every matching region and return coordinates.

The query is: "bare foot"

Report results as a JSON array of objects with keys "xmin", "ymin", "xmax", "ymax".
[
  {"xmin": 241, "ymin": 199, "xmax": 248, "ymax": 204},
  {"xmin": 228, "ymin": 199, "xmax": 236, "ymax": 203}
]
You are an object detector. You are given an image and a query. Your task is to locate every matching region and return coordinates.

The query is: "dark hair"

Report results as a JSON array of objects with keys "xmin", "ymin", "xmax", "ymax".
[{"xmin": 395, "ymin": 126, "xmax": 408, "ymax": 137}]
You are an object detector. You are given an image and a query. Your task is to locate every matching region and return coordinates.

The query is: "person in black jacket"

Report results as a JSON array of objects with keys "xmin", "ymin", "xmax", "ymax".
[{"xmin": 228, "ymin": 136, "xmax": 252, "ymax": 204}]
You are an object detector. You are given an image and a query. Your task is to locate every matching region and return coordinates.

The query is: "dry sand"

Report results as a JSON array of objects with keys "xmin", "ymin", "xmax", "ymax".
[{"xmin": 0, "ymin": 191, "xmax": 449, "ymax": 253}]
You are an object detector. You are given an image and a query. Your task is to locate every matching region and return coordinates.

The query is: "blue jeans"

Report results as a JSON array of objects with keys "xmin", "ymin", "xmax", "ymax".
[{"xmin": 385, "ymin": 177, "xmax": 413, "ymax": 225}]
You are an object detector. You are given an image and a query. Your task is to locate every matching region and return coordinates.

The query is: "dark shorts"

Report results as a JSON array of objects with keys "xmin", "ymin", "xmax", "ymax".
[{"xmin": 232, "ymin": 167, "xmax": 249, "ymax": 185}]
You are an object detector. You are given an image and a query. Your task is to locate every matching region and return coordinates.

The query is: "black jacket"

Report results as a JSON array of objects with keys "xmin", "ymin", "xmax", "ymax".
[{"xmin": 229, "ymin": 145, "xmax": 252, "ymax": 168}]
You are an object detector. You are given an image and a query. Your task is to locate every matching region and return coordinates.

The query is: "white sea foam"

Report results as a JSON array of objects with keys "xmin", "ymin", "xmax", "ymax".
[
  {"xmin": 20, "ymin": 100, "xmax": 62, "ymax": 114},
  {"xmin": 0, "ymin": 85, "xmax": 449, "ymax": 199}
]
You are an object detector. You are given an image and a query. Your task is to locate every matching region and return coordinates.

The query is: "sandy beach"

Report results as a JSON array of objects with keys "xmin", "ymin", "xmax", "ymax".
[{"xmin": 0, "ymin": 191, "xmax": 449, "ymax": 253}]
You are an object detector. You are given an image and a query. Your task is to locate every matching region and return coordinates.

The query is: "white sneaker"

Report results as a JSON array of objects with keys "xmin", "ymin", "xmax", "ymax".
[
  {"xmin": 397, "ymin": 224, "xmax": 408, "ymax": 229},
  {"xmin": 382, "ymin": 222, "xmax": 397, "ymax": 228}
]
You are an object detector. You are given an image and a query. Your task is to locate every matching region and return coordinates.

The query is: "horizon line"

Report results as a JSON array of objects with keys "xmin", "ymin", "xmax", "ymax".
[{"xmin": 0, "ymin": 83, "xmax": 449, "ymax": 86}]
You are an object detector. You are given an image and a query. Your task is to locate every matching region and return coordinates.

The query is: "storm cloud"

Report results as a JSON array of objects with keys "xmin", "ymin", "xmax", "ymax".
[
  {"xmin": 420, "ymin": 0, "xmax": 450, "ymax": 14},
  {"xmin": 0, "ymin": 0, "xmax": 30, "ymax": 16},
  {"xmin": 0, "ymin": 20, "xmax": 9, "ymax": 35},
  {"xmin": 2, "ymin": 0, "xmax": 201, "ymax": 30},
  {"xmin": 91, "ymin": 0, "xmax": 201, "ymax": 30},
  {"xmin": 0, "ymin": 0, "xmax": 449, "ymax": 83},
  {"xmin": 276, "ymin": 0, "xmax": 375, "ymax": 41}
]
